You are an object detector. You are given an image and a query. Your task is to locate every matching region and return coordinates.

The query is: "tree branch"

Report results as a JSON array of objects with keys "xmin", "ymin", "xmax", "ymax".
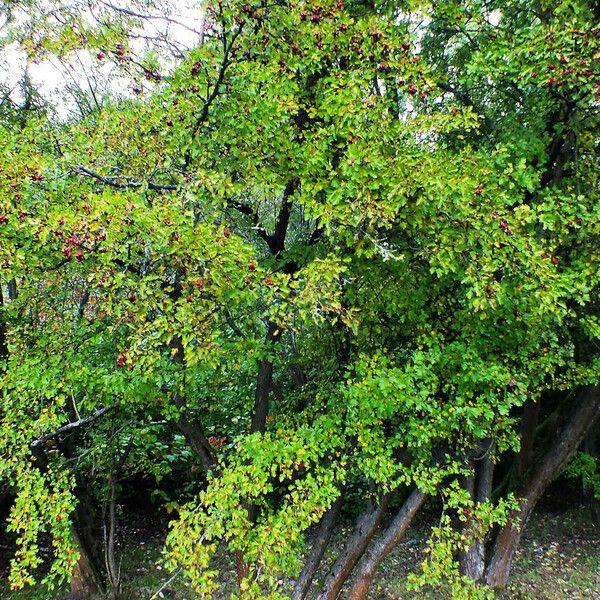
[
  {"xmin": 30, "ymin": 405, "xmax": 117, "ymax": 449},
  {"xmin": 75, "ymin": 165, "xmax": 177, "ymax": 191}
]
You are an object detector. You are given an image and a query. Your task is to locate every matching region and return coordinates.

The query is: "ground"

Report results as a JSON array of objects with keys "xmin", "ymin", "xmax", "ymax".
[{"xmin": 1, "ymin": 504, "xmax": 599, "ymax": 599}]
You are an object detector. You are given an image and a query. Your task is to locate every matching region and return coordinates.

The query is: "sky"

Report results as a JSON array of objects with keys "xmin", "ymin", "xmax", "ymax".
[{"xmin": 1, "ymin": 0, "xmax": 204, "ymax": 117}]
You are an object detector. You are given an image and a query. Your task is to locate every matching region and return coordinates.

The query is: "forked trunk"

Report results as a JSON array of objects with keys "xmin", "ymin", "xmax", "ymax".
[
  {"xmin": 345, "ymin": 488, "xmax": 427, "ymax": 600},
  {"xmin": 315, "ymin": 492, "xmax": 393, "ymax": 600},
  {"xmin": 485, "ymin": 385, "xmax": 600, "ymax": 587}
]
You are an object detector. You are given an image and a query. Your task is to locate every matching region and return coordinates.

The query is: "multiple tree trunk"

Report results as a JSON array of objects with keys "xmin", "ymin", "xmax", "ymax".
[
  {"xmin": 484, "ymin": 384, "xmax": 600, "ymax": 586},
  {"xmin": 287, "ymin": 386, "xmax": 600, "ymax": 600}
]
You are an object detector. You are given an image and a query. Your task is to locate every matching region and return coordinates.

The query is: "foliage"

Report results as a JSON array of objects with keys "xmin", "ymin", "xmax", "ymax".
[{"xmin": 0, "ymin": 0, "xmax": 598, "ymax": 597}]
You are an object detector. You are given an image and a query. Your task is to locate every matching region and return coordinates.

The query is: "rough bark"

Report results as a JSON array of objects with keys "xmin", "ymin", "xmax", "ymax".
[
  {"xmin": 485, "ymin": 384, "xmax": 600, "ymax": 587},
  {"xmin": 345, "ymin": 488, "xmax": 427, "ymax": 600},
  {"xmin": 72, "ymin": 485, "xmax": 105, "ymax": 596},
  {"xmin": 292, "ymin": 495, "xmax": 343, "ymax": 600},
  {"xmin": 315, "ymin": 492, "xmax": 393, "ymax": 600},
  {"xmin": 70, "ymin": 531, "xmax": 101, "ymax": 600}
]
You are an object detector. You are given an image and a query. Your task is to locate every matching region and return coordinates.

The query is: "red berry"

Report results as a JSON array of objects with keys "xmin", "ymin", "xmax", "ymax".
[
  {"xmin": 0, "ymin": 215, "xmax": 8, "ymax": 224},
  {"xmin": 248, "ymin": 261, "xmax": 256, "ymax": 271},
  {"xmin": 75, "ymin": 250, "xmax": 84, "ymax": 262},
  {"xmin": 223, "ymin": 227, "xmax": 231, "ymax": 238},
  {"xmin": 116, "ymin": 354, "xmax": 126, "ymax": 368},
  {"xmin": 264, "ymin": 276, "xmax": 273, "ymax": 286}
]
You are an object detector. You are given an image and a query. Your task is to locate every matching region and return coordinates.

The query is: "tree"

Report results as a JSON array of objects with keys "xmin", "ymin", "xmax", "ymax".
[{"xmin": 0, "ymin": 0, "xmax": 598, "ymax": 598}]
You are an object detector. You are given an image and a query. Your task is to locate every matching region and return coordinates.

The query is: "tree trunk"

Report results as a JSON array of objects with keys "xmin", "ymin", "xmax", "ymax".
[
  {"xmin": 485, "ymin": 384, "xmax": 600, "ymax": 587},
  {"xmin": 103, "ymin": 475, "xmax": 120, "ymax": 599},
  {"xmin": 70, "ymin": 530, "xmax": 101, "ymax": 599},
  {"xmin": 292, "ymin": 495, "xmax": 343, "ymax": 600},
  {"xmin": 583, "ymin": 429, "xmax": 600, "ymax": 527},
  {"xmin": 250, "ymin": 322, "xmax": 279, "ymax": 434},
  {"xmin": 31, "ymin": 437, "xmax": 103, "ymax": 597},
  {"xmin": 0, "ymin": 285, "xmax": 8, "ymax": 362},
  {"xmin": 345, "ymin": 488, "xmax": 427, "ymax": 600},
  {"xmin": 517, "ymin": 398, "xmax": 541, "ymax": 476},
  {"xmin": 72, "ymin": 487, "xmax": 105, "ymax": 596},
  {"xmin": 459, "ymin": 441, "xmax": 494, "ymax": 581},
  {"xmin": 175, "ymin": 414, "xmax": 214, "ymax": 471},
  {"xmin": 315, "ymin": 492, "xmax": 393, "ymax": 600}
]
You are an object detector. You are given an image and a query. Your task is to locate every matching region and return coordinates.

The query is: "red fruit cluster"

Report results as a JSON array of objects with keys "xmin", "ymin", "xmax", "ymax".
[
  {"xmin": 264, "ymin": 276, "xmax": 273, "ymax": 286},
  {"xmin": 116, "ymin": 354, "xmax": 126, "ymax": 368},
  {"xmin": 208, "ymin": 435, "xmax": 226, "ymax": 448},
  {"xmin": 0, "ymin": 215, "xmax": 8, "ymax": 224},
  {"xmin": 499, "ymin": 219, "xmax": 512, "ymax": 235}
]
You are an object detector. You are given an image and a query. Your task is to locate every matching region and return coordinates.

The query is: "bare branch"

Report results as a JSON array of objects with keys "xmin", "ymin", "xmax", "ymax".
[
  {"xmin": 30, "ymin": 405, "xmax": 117, "ymax": 449},
  {"xmin": 75, "ymin": 165, "xmax": 177, "ymax": 191}
]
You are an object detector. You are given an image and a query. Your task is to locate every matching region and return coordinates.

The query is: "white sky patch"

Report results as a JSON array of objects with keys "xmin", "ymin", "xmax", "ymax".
[{"xmin": 1, "ymin": 0, "xmax": 205, "ymax": 118}]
